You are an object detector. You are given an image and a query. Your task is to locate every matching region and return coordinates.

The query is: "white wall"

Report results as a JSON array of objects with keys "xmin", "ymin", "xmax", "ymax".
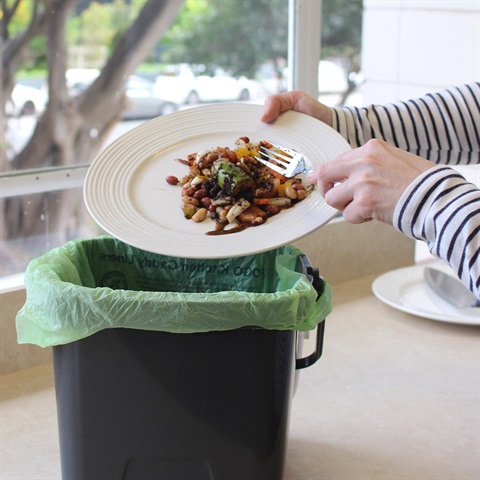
[
  {"xmin": 360, "ymin": 0, "xmax": 480, "ymax": 261},
  {"xmin": 360, "ymin": 0, "xmax": 479, "ymax": 103}
]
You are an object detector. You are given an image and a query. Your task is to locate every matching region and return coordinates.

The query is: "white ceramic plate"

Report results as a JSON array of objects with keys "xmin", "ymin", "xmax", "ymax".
[
  {"xmin": 84, "ymin": 103, "xmax": 351, "ymax": 258},
  {"xmin": 372, "ymin": 264, "xmax": 480, "ymax": 326}
]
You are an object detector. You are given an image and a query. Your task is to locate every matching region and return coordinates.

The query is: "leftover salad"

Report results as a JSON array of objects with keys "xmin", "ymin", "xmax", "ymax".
[{"xmin": 166, "ymin": 137, "xmax": 313, "ymax": 235}]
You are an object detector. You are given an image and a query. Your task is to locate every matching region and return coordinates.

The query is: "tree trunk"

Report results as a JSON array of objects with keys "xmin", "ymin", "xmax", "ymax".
[{"xmin": 2, "ymin": 0, "xmax": 184, "ymax": 251}]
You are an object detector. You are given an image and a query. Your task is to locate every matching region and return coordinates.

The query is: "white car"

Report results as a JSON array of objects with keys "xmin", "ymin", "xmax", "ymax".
[
  {"xmin": 122, "ymin": 76, "xmax": 178, "ymax": 119},
  {"xmin": 318, "ymin": 60, "xmax": 349, "ymax": 94},
  {"xmin": 6, "ymin": 84, "xmax": 47, "ymax": 116},
  {"xmin": 67, "ymin": 69, "xmax": 178, "ymax": 119},
  {"xmin": 154, "ymin": 64, "xmax": 259, "ymax": 105},
  {"xmin": 273, "ymin": 60, "xmax": 350, "ymax": 96}
]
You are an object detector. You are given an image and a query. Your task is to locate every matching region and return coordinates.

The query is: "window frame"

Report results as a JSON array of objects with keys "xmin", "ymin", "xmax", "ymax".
[
  {"xmin": 0, "ymin": 0, "xmax": 322, "ymax": 288},
  {"xmin": 0, "ymin": 0, "xmax": 321, "ymax": 200}
]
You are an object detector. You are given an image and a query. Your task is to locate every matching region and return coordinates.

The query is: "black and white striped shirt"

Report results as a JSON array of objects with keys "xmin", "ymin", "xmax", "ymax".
[{"xmin": 332, "ymin": 82, "xmax": 480, "ymax": 297}]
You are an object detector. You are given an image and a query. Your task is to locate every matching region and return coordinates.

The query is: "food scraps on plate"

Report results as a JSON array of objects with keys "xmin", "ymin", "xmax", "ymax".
[{"xmin": 166, "ymin": 137, "xmax": 313, "ymax": 235}]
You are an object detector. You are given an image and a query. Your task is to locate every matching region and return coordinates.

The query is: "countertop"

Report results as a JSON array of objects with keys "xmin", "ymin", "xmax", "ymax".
[
  {"xmin": 1, "ymin": 273, "xmax": 479, "ymax": 479},
  {"xmin": 288, "ymin": 273, "xmax": 479, "ymax": 480}
]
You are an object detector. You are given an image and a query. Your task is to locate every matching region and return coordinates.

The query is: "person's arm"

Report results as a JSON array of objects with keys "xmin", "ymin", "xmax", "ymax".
[
  {"xmin": 331, "ymin": 82, "xmax": 480, "ymax": 164},
  {"xmin": 309, "ymin": 140, "xmax": 480, "ymax": 299},
  {"xmin": 262, "ymin": 83, "xmax": 480, "ymax": 165},
  {"xmin": 262, "ymin": 85, "xmax": 480, "ymax": 297},
  {"xmin": 394, "ymin": 165, "xmax": 480, "ymax": 299}
]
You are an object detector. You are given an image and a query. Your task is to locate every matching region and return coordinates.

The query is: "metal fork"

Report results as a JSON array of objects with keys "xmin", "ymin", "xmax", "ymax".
[{"xmin": 257, "ymin": 140, "xmax": 313, "ymax": 177}]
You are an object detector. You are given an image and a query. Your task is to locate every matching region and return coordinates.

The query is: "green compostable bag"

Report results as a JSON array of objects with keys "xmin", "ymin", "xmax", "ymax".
[{"xmin": 16, "ymin": 236, "xmax": 331, "ymax": 347}]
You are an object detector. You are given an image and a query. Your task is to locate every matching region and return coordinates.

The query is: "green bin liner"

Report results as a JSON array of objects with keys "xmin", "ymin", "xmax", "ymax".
[{"xmin": 16, "ymin": 236, "xmax": 331, "ymax": 347}]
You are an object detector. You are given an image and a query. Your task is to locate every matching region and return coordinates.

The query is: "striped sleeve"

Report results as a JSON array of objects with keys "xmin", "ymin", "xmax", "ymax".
[
  {"xmin": 393, "ymin": 166, "xmax": 480, "ymax": 298},
  {"xmin": 331, "ymin": 83, "xmax": 480, "ymax": 297},
  {"xmin": 332, "ymin": 82, "xmax": 480, "ymax": 165}
]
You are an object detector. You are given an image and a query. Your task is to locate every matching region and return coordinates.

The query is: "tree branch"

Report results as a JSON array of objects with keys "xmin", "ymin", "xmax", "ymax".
[
  {"xmin": 92, "ymin": 0, "xmax": 184, "ymax": 92},
  {"xmin": 1, "ymin": 0, "xmax": 47, "ymax": 108}
]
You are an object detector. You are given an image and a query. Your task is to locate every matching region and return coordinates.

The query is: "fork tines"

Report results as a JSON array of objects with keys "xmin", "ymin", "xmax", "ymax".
[
  {"xmin": 259, "ymin": 145, "xmax": 292, "ymax": 168},
  {"xmin": 257, "ymin": 140, "xmax": 311, "ymax": 178},
  {"xmin": 257, "ymin": 144, "xmax": 293, "ymax": 175}
]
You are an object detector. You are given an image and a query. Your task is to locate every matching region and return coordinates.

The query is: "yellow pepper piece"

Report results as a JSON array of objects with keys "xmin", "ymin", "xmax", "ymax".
[
  {"xmin": 235, "ymin": 147, "xmax": 250, "ymax": 159},
  {"xmin": 277, "ymin": 182, "xmax": 292, "ymax": 197}
]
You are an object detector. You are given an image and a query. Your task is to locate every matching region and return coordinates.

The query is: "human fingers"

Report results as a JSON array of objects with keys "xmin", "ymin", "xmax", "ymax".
[
  {"xmin": 308, "ymin": 151, "xmax": 354, "ymax": 196},
  {"xmin": 261, "ymin": 90, "xmax": 333, "ymax": 125},
  {"xmin": 309, "ymin": 140, "xmax": 435, "ymax": 225},
  {"xmin": 309, "ymin": 161, "xmax": 374, "ymax": 223},
  {"xmin": 261, "ymin": 92, "xmax": 298, "ymax": 124},
  {"xmin": 324, "ymin": 179, "xmax": 376, "ymax": 224},
  {"xmin": 314, "ymin": 144, "xmax": 391, "ymax": 223},
  {"xmin": 310, "ymin": 154, "xmax": 389, "ymax": 224},
  {"xmin": 310, "ymin": 157, "xmax": 372, "ymax": 223}
]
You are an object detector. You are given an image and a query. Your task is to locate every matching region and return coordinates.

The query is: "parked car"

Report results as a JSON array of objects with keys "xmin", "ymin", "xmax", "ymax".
[
  {"xmin": 122, "ymin": 76, "xmax": 178, "ymax": 119},
  {"xmin": 318, "ymin": 60, "xmax": 349, "ymax": 94},
  {"xmin": 255, "ymin": 61, "xmax": 287, "ymax": 95},
  {"xmin": 6, "ymin": 83, "xmax": 47, "ymax": 116},
  {"xmin": 66, "ymin": 68, "xmax": 100, "ymax": 90},
  {"xmin": 274, "ymin": 60, "xmax": 350, "ymax": 96},
  {"xmin": 154, "ymin": 64, "xmax": 259, "ymax": 105},
  {"xmin": 67, "ymin": 69, "xmax": 178, "ymax": 119}
]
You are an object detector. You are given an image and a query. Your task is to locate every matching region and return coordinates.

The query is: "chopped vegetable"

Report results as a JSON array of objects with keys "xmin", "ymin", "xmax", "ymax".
[
  {"xmin": 211, "ymin": 160, "xmax": 255, "ymax": 196},
  {"xmin": 167, "ymin": 137, "xmax": 313, "ymax": 234},
  {"xmin": 226, "ymin": 198, "xmax": 251, "ymax": 223}
]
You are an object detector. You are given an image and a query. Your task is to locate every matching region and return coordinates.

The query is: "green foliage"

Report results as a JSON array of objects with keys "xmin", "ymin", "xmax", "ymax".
[
  {"xmin": 67, "ymin": 0, "xmax": 143, "ymax": 51},
  {"xmin": 158, "ymin": 0, "xmax": 289, "ymax": 78},
  {"xmin": 2, "ymin": 0, "xmax": 46, "ymax": 72},
  {"xmin": 2, "ymin": 0, "xmax": 32, "ymax": 36},
  {"xmin": 321, "ymin": 0, "xmax": 363, "ymax": 69},
  {"xmin": 157, "ymin": 0, "xmax": 362, "ymax": 77},
  {"xmin": 11, "ymin": 0, "xmax": 363, "ymax": 80}
]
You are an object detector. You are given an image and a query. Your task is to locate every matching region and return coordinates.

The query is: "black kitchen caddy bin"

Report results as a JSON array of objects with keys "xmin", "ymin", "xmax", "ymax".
[{"xmin": 16, "ymin": 236, "xmax": 331, "ymax": 480}]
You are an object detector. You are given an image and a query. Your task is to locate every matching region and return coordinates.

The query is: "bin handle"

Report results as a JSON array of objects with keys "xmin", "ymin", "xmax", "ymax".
[
  {"xmin": 296, "ymin": 321, "xmax": 325, "ymax": 369},
  {"xmin": 296, "ymin": 255, "xmax": 326, "ymax": 370},
  {"xmin": 299, "ymin": 254, "xmax": 325, "ymax": 299}
]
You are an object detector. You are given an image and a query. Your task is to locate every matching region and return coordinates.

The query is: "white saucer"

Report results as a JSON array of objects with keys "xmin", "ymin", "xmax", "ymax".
[{"xmin": 372, "ymin": 264, "xmax": 480, "ymax": 326}]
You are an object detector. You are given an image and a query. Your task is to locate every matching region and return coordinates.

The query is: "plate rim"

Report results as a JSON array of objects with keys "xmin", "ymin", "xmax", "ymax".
[
  {"xmin": 84, "ymin": 102, "xmax": 351, "ymax": 258},
  {"xmin": 372, "ymin": 264, "xmax": 480, "ymax": 326}
]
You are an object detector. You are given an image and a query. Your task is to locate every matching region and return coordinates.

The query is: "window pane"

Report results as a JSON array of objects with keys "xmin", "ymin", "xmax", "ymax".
[
  {"xmin": 318, "ymin": 0, "xmax": 363, "ymax": 107},
  {"xmin": 1, "ymin": 0, "xmax": 290, "ymax": 279},
  {"xmin": 1, "ymin": 188, "xmax": 103, "ymax": 277}
]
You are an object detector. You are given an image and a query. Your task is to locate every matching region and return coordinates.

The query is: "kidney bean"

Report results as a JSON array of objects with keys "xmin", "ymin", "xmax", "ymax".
[
  {"xmin": 201, "ymin": 197, "xmax": 212, "ymax": 208},
  {"xmin": 266, "ymin": 204, "xmax": 279, "ymax": 215},
  {"xmin": 193, "ymin": 188, "xmax": 207, "ymax": 199},
  {"xmin": 183, "ymin": 186, "xmax": 197, "ymax": 197},
  {"xmin": 166, "ymin": 175, "xmax": 179, "ymax": 185}
]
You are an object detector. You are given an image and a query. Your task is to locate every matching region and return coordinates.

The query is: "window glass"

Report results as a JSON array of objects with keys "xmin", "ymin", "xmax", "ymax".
[
  {"xmin": 318, "ymin": 0, "xmax": 363, "ymax": 107},
  {"xmin": 1, "ymin": 0, "xmax": 290, "ymax": 279},
  {"xmin": 1, "ymin": 187, "xmax": 103, "ymax": 277},
  {"xmin": 1, "ymin": 0, "xmax": 362, "ymax": 280}
]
